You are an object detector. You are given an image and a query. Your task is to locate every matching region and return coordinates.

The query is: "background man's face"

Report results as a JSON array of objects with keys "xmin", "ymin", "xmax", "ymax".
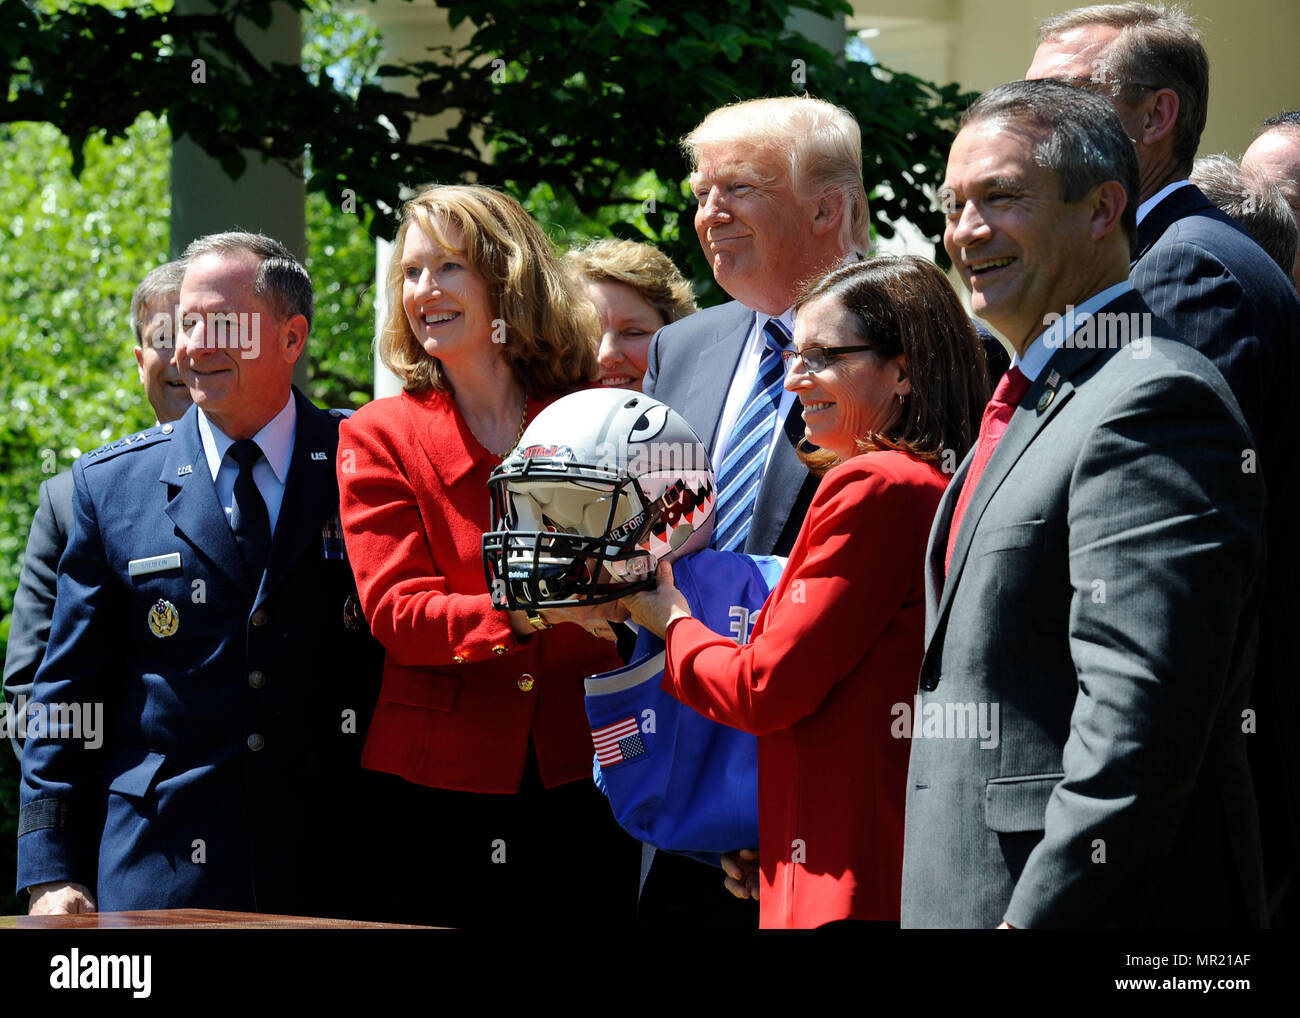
[
  {"xmin": 176, "ymin": 251, "xmax": 299, "ymax": 438},
  {"xmin": 1242, "ymin": 128, "xmax": 1300, "ymax": 285},
  {"xmin": 134, "ymin": 296, "xmax": 193, "ymax": 424},
  {"xmin": 942, "ymin": 118, "xmax": 1098, "ymax": 351},
  {"xmin": 691, "ymin": 141, "xmax": 819, "ymax": 313},
  {"xmin": 1026, "ymin": 26, "xmax": 1148, "ymax": 145}
]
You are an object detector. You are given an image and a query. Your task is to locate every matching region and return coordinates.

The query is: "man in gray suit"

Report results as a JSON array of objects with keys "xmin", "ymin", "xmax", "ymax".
[
  {"xmin": 3, "ymin": 261, "xmax": 190, "ymax": 760},
  {"xmin": 901, "ymin": 79, "xmax": 1267, "ymax": 928},
  {"xmin": 1028, "ymin": 4, "xmax": 1300, "ymax": 923}
]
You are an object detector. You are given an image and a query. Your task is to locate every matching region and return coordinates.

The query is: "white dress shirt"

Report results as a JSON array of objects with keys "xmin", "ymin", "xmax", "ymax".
[
  {"xmin": 197, "ymin": 394, "xmax": 297, "ymax": 538},
  {"xmin": 1011, "ymin": 280, "xmax": 1135, "ymax": 383},
  {"xmin": 1136, "ymin": 179, "xmax": 1192, "ymax": 226}
]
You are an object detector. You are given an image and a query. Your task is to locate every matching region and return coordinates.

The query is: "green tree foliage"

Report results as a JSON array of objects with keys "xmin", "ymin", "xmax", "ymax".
[
  {"xmin": 3, "ymin": 0, "xmax": 974, "ymax": 289},
  {"xmin": 0, "ymin": 113, "xmax": 172, "ymax": 916},
  {"xmin": 1, "ymin": 0, "xmax": 975, "ymax": 914}
]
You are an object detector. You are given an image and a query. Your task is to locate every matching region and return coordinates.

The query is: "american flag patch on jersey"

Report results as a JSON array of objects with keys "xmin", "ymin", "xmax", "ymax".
[{"xmin": 591, "ymin": 716, "xmax": 646, "ymax": 766}]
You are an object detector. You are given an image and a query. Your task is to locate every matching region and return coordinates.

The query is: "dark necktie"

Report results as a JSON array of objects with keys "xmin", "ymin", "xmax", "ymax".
[
  {"xmin": 711, "ymin": 318, "xmax": 792, "ymax": 553},
  {"xmin": 945, "ymin": 366, "xmax": 1031, "ymax": 574},
  {"xmin": 229, "ymin": 439, "xmax": 271, "ymax": 581}
]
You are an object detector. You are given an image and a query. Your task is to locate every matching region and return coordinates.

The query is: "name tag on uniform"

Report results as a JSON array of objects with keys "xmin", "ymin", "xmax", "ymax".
[
  {"xmin": 128, "ymin": 552, "xmax": 183, "ymax": 577},
  {"xmin": 321, "ymin": 515, "xmax": 347, "ymax": 560}
]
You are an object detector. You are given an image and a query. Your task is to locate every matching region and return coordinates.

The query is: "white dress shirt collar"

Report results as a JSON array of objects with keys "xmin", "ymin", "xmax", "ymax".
[
  {"xmin": 1136, "ymin": 179, "xmax": 1192, "ymax": 225},
  {"xmin": 197, "ymin": 394, "xmax": 296, "ymax": 484},
  {"xmin": 1011, "ymin": 280, "xmax": 1134, "ymax": 382}
]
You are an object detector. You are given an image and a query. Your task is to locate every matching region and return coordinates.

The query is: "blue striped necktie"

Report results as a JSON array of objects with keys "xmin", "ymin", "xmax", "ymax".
[{"xmin": 711, "ymin": 317, "xmax": 791, "ymax": 552}]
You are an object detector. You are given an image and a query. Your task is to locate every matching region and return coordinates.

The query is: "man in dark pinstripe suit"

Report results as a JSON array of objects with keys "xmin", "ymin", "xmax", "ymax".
[{"xmin": 1029, "ymin": 1, "xmax": 1300, "ymax": 925}]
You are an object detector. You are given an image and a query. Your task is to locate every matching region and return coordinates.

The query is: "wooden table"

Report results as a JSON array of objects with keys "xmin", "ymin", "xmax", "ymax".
[{"xmin": 2, "ymin": 908, "xmax": 435, "ymax": 929}]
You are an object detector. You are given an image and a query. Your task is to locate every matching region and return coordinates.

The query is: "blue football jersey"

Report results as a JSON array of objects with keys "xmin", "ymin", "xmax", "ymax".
[{"xmin": 585, "ymin": 549, "xmax": 784, "ymax": 866}]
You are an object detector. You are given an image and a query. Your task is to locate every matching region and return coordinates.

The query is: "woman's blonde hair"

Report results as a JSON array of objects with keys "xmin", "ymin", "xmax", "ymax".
[
  {"xmin": 564, "ymin": 239, "xmax": 697, "ymax": 325},
  {"xmin": 379, "ymin": 184, "xmax": 599, "ymax": 395}
]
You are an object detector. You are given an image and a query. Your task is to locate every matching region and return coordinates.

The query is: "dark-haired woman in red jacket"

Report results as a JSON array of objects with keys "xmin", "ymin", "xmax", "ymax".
[{"xmin": 623, "ymin": 256, "xmax": 990, "ymax": 928}]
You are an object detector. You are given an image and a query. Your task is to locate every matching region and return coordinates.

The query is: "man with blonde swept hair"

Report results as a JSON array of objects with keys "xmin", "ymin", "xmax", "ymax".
[{"xmin": 637, "ymin": 94, "xmax": 869, "ymax": 926}]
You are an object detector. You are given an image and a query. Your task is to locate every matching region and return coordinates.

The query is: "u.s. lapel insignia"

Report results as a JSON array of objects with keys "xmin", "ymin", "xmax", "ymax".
[
  {"xmin": 177, "ymin": 464, "xmax": 193, "ymax": 476},
  {"xmin": 148, "ymin": 598, "xmax": 180, "ymax": 638},
  {"xmin": 310, "ymin": 451, "xmax": 327, "ymax": 461}
]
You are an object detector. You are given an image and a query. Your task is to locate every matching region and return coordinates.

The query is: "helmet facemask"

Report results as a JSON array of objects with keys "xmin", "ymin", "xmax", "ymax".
[
  {"xmin": 481, "ymin": 390, "xmax": 716, "ymax": 611},
  {"xmin": 484, "ymin": 468, "xmax": 714, "ymax": 609}
]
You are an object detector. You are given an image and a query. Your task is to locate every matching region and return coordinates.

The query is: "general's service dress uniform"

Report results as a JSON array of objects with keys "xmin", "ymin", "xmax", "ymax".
[{"xmin": 17, "ymin": 388, "xmax": 383, "ymax": 917}]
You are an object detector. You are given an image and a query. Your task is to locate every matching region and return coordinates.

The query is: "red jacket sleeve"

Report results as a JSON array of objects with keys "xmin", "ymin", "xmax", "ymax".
[
  {"xmin": 662, "ymin": 456, "xmax": 937, "ymax": 736},
  {"xmin": 337, "ymin": 404, "xmax": 520, "ymax": 669}
]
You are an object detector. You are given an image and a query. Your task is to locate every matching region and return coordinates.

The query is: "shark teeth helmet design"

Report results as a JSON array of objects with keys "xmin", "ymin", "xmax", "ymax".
[{"xmin": 482, "ymin": 388, "xmax": 716, "ymax": 609}]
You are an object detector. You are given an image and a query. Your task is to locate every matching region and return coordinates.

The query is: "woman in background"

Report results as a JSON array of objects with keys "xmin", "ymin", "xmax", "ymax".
[
  {"xmin": 622, "ymin": 256, "xmax": 990, "ymax": 928},
  {"xmin": 338, "ymin": 184, "xmax": 640, "ymax": 928},
  {"xmin": 565, "ymin": 238, "xmax": 696, "ymax": 391}
]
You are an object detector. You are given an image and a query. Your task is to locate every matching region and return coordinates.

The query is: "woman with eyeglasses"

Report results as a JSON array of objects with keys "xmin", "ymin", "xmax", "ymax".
[{"xmin": 621, "ymin": 255, "xmax": 990, "ymax": 928}]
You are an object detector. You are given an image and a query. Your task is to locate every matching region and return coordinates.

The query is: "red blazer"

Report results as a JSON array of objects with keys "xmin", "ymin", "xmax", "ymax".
[
  {"xmin": 662, "ymin": 451, "xmax": 947, "ymax": 928},
  {"xmin": 337, "ymin": 388, "xmax": 619, "ymax": 793}
]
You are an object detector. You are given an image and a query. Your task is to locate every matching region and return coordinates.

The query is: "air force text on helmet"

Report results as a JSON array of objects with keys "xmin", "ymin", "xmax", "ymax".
[
  {"xmin": 145, "ymin": 306, "xmax": 262, "ymax": 358},
  {"xmin": 592, "ymin": 438, "xmax": 712, "ymax": 476},
  {"xmin": 1043, "ymin": 306, "xmax": 1152, "ymax": 358}
]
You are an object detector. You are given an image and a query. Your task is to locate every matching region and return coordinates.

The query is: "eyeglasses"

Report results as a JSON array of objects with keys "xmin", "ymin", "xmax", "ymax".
[{"xmin": 780, "ymin": 344, "xmax": 876, "ymax": 373}]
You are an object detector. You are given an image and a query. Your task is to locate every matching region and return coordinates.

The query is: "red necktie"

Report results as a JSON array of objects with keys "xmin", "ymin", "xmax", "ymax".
[{"xmin": 945, "ymin": 366, "xmax": 1031, "ymax": 574}]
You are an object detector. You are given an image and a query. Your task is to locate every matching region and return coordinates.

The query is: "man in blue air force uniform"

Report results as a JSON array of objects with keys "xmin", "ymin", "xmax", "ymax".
[{"xmin": 18, "ymin": 232, "xmax": 382, "ymax": 918}]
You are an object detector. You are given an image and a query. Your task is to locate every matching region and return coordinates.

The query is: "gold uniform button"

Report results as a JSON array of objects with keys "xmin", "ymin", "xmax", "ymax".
[
  {"xmin": 250, "ymin": 609, "xmax": 269, "ymax": 627},
  {"xmin": 246, "ymin": 733, "xmax": 265, "ymax": 752},
  {"xmin": 453, "ymin": 655, "xmax": 466, "ymax": 664},
  {"xmin": 517, "ymin": 674, "xmax": 535, "ymax": 692},
  {"xmin": 248, "ymin": 670, "xmax": 266, "ymax": 689},
  {"xmin": 491, "ymin": 644, "xmax": 508, "ymax": 656}
]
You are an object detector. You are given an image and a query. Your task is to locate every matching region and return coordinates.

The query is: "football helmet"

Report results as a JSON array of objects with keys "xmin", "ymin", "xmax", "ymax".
[{"xmin": 483, "ymin": 388, "xmax": 716, "ymax": 609}]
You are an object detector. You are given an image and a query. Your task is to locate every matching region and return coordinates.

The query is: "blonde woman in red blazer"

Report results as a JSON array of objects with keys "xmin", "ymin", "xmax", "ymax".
[
  {"xmin": 337, "ymin": 185, "xmax": 639, "ymax": 927},
  {"xmin": 623, "ymin": 257, "xmax": 991, "ymax": 928}
]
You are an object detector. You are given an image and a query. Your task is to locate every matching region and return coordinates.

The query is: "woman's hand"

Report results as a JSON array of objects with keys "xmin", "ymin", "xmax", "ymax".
[
  {"xmin": 721, "ymin": 849, "xmax": 760, "ymax": 900},
  {"xmin": 620, "ymin": 560, "xmax": 691, "ymax": 639},
  {"xmin": 542, "ymin": 601, "xmax": 630, "ymax": 641}
]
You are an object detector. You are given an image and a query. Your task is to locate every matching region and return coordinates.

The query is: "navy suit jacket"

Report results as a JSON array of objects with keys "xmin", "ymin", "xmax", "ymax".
[
  {"xmin": 3, "ymin": 470, "xmax": 74, "ymax": 761},
  {"xmin": 16, "ymin": 389, "xmax": 383, "ymax": 916},
  {"xmin": 643, "ymin": 301, "xmax": 818, "ymax": 556},
  {"xmin": 1132, "ymin": 184, "xmax": 1300, "ymax": 913}
]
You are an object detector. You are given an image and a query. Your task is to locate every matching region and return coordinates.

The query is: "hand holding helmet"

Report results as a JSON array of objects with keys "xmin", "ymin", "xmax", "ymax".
[{"xmin": 482, "ymin": 389, "xmax": 716, "ymax": 625}]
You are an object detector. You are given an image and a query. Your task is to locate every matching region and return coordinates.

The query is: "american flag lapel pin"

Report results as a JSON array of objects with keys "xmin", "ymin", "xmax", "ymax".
[{"xmin": 1037, "ymin": 370, "xmax": 1061, "ymax": 413}]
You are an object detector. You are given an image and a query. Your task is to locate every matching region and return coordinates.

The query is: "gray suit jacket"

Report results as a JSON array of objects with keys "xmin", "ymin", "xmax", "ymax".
[
  {"xmin": 900, "ymin": 290, "xmax": 1268, "ymax": 928},
  {"xmin": 643, "ymin": 301, "xmax": 817, "ymax": 556},
  {"xmin": 3, "ymin": 470, "xmax": 74, "ymax": 760}
]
